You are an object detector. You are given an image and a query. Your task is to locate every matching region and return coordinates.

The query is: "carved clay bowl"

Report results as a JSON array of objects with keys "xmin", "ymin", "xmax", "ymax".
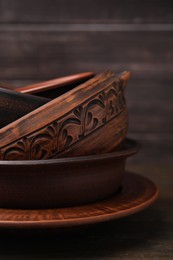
[
  {"xmin": 0, "ymin": 138, "xmax": 140, "ymax": 209},
  {"xmin": 0, "ymin": 70, "xmax": 131, "ymax": 160}
]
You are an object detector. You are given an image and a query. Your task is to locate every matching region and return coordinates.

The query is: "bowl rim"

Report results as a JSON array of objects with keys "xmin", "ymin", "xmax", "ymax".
[{"xmin": 0, "ymin": 138, "xmax": 141, "ymax": 166}]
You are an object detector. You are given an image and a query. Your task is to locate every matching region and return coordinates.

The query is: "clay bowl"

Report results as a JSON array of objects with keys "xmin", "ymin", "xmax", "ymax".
[
  {"xmin": 4, "ymin": 72, "xmax": 94, "ymax": 99},
  {"xmin": 0, "ymin": 138, "xmax": 140, "ymax": 209},
  {"xmin": 0, "ymin": 70, "xmax": 131, "ymax": 160},
  {"xmin": 0, "ymin": 87, "xmax": 50, "ymax": 128}
]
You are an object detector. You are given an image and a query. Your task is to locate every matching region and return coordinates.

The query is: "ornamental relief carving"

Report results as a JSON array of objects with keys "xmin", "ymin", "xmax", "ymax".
[{"xmin": 0, "ymin": 81, "xmax": 126, "ymax": 160}]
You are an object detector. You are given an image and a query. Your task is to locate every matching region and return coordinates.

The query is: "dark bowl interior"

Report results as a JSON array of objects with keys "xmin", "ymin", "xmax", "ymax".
[{"xmin": 0, "ymin": 138, "xmax": 140, "ymax": 209}]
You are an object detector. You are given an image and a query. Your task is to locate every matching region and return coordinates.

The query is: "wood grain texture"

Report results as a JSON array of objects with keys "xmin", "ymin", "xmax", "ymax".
[
  {"xmin": 0, "ymin": 0, "xmax": 172, "ymax": 24},
  {"xmin": 126, "ymin": 78, "xmax": 173, "ymax": 133},
  {"xmin": 0, "ymin": 30, "xmax": 172, "ymax": 80},
  {"xmin": 128, "ymin": 133, "xmax": 173, "ymax": 164}
]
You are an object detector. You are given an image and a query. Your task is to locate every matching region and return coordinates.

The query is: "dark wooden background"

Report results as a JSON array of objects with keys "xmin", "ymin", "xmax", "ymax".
[{"xmin": 0, "ymin": 0, "xmax": 172, "ymax": 164}]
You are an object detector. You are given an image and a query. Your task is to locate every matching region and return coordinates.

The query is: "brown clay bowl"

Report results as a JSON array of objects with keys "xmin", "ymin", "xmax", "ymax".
[
  {"xmin": 15, "ymin": 71, "xmax": 94, "ymax": 99},
  {"xmin": 0, "ymin": 138, "xmax": 140, "ymax": 209},
  {"xmin": 3, "ymin": 72, "xmax": 94, "ymax": 99},
  {"xmin": 0, "ymin": 70, "xmax": 131, "ymax": 160}
]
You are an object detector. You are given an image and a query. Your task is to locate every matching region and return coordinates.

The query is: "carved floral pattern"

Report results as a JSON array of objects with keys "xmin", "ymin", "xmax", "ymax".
[{"xmin": 0, "ymin": 80, "xmax": 127, "ymax": 160}]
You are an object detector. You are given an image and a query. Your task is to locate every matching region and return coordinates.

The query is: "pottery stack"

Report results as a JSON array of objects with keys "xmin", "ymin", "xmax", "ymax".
[{"xmin": 0, "ymin": 71, "xmax": 141, "ymax": 209}]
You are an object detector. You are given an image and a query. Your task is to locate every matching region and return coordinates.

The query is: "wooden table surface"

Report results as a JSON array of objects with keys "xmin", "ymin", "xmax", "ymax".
[{"xmin": 0, "ymin": 164, "xmax": 172, "ymax": 259}]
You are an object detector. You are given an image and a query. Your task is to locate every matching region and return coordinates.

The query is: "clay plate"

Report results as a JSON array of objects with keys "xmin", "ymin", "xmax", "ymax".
[
  {"xmin": 0, "ymin": 172, "xmax": 159, "ymax": 229},
  {"xmin": 0, "ymin": 138, "xmax": 140, "ymax": 209}
]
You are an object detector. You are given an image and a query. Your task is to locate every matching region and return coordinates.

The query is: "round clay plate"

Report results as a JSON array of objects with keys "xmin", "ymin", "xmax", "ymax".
[{"xmin": 0, "ymin": 172, "xmax": 159, "ymax": 229}]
